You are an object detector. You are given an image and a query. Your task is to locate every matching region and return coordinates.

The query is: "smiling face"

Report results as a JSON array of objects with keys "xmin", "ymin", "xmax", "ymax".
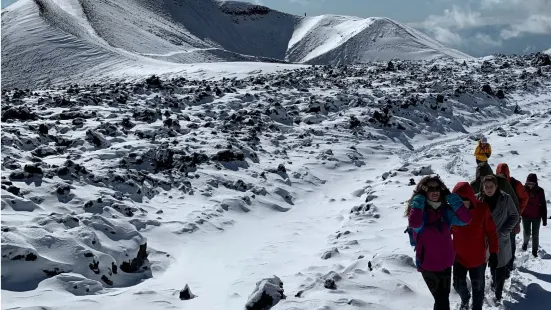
[
  {"xmin": 426, "ymin": 180, "xmax": 441, "ymax": 202},
  {"xmin": 483, "ymin": 181, "xmax": 497, "ymax": 197}
]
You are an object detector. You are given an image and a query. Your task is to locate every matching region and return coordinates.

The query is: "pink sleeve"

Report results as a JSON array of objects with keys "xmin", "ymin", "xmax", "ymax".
[
  {"xmin": 455, "ymin": 204, "xmax": 472, "ymax": 224},
  {"xmin": 409, "ymin": 207, "xmax": 425, "ymax": 231}
]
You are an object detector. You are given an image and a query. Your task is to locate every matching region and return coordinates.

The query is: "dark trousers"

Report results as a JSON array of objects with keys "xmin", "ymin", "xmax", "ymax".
[
  {"xmin": 490, "ymin": 266, "xmax": 507, "ymax": 300},
  {"xmin": 522, "ymin": 217, "xmax": 541, "ymax": 252},
  {"xmin": 422, "ymin": 267, "xmax": 452, "ymax": 310},
  {"xmin": 453, "ymin": 261, "xmax": 486, "ymax": 310},
  {"xmin": 508, "ymin": 232, "xmax": 516, "ymax": 271}
]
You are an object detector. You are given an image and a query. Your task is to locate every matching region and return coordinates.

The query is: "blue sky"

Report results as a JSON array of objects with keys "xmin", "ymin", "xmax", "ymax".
[
  {"xmin": 2, "ymin": 0, "xmax": 16, "ymax": 8},
  {"xmin": 242, "ymin": 0, "xmax": 452, "ymax": 23},
  {"xmin": 3, "ymin": 0, "xmax": 550, "ymax": 56}
]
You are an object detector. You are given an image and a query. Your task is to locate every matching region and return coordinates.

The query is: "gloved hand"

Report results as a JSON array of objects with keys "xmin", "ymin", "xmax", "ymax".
[
  {"xmin": 543, "ymin": 221, "xmax": 547, "ymax": 227},
  {"xmin": 486, "ymin": 153, "xmax": 491, "ymax": 158},
  {"xmin": 411, "ymin": 194, "xmax": 425, "ymax": 210},
  {"xmin": 445, "ymin": 193, "xmax": 463, "ymax": 211},
  {"xmin": 488, "ymin": 253, "xmax": 498, "ymax": 268}
]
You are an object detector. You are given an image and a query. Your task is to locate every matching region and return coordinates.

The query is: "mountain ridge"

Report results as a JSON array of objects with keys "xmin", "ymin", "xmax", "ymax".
[{"xmin": 1, "ymin": 0, "xmax": 471, "ymax": 89}]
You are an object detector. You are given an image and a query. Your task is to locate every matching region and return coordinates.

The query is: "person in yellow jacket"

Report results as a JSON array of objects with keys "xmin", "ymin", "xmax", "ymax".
[{"xmin": 474, "ymin": 137, "xmax": 492, "ymax": 164}]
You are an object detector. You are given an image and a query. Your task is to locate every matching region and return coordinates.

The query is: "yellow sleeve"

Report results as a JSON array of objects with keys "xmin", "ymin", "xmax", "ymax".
[
  {"xmin": 474, "ymin": 145, "xmax": 480, "ymax": 156},
  {"xmin": 488, "ymin": 145, "xmax": 492, "ymax": 155}
]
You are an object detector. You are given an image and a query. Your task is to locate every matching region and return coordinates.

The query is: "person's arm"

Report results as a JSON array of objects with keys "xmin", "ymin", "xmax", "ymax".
[
  {"xmin": 474, "ymin": 145, "xmax": 481, "ymax": 157},
  {"xmin": 445, "ymin": 193, "xmax": 472, "ymax": 226},
  {"xmin": 540, "ymin": 189, "xmax": 547, "ymax": 226},
  {"xmin": 500, "ymin": 195, "xmax": 520, "ymax": 235},
  {"xmin": 408, "ymin": 195, "xmax": 426, "ymax": 232},
  {"xmin": 484, "ymin": 205, "xmax": 499, "ymax": 254},
  {"xmin": 503, "ymin": 179, "xmax": 520, "ymax": 209},
  {"xmin": 471, "ymin": 180, "xmax": 481, "ymax": 195},
  {"xmin": 515, "ymin": 182, "xmax": 529, "ymax": 215},
  {"xmin": 487, "ymin": 145, "xmax": 492, "ymax": 158}
]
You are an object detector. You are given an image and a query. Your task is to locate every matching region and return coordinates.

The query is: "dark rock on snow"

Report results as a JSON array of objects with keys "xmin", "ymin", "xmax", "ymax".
[
  {"xmin": 245, "ymin": 275, "xmax": 286, "ymax": 310},
  {"xmin": 120, "ymin": 243, "xmax": 148, "ymax": 273},
  {"xmin": 324, "ymin": 278, "xmax": 337, "ymax": 290},
  {"xmin": 179, "ymin": 284, "xmax": 196, "ymax": 300}
]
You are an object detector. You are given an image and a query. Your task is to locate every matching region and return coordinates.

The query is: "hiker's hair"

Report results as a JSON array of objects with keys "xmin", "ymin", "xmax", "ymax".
[
  {"xmin": 404, "ymin": 175, "xmax": 446, "ymax": 217},
  {"xmin": 482, "ymin": 174, "xmax": 498, "ymax": 185}
]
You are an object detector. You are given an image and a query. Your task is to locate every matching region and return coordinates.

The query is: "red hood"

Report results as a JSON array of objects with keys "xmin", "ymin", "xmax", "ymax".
[
  {"xmin": 496, "ymin": 163, "xmax": 510, "ymax": 181},
  {"xmin": 452, "ymin": 182, "xmax": 477, "ymax": 207}
]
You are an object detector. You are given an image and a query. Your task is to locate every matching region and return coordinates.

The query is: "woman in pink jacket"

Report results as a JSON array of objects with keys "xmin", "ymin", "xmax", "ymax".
[{"xmin": 406, "ymin": 175, "xmax": 472, "ymax": 310}]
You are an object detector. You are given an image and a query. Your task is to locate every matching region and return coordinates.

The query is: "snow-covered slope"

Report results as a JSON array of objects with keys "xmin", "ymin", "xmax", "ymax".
[
  {"xmin": 286, "ymin": 15, "xmax": 469, "ymax": 64},
  {"xmin": 2, "ymin": 55, "xmax": 551, "ymax": 310},
  {"xmin": 1, "ymin": 0, "xmax": 470, "ymax": 89},
  {"xmin": 0, "ymin": 0, "xmax": 299, "ymax": 89}
]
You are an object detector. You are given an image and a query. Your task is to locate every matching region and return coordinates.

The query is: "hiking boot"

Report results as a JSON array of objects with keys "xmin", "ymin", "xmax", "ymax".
[
  {"xmin": 533, "ymin": 250, "xmax": 538, "ymax": 258},
  {"xmin": 522, "ymin": 243, "xmax": 528, "ymax": 251}
]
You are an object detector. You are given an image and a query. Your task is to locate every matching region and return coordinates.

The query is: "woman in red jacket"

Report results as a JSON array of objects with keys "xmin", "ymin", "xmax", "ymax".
[
  {"xmin": 451, "ymin": 182, "xmax": 499, "ymax": 310},
  {"xmin": 522, "ymin": 173, "xmax": 548, "ymax": 257}
]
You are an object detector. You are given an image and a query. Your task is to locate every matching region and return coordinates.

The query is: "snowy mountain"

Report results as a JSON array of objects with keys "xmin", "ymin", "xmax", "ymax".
[
  {"xmin": 2, "ymin": 54, "xmax": 551, "ymax": 310},
  {"xmin": 1, "ymin": 0, "xmax": 470, "ymax": 89}
]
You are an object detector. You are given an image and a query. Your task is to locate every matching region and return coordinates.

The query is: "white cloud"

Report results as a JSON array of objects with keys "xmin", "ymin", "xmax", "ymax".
[
  {"xmin": 480, "ymin": 0, "xmax": 551, "ymax": 13},
  {"xmin": 419, "ymin": 0, "xmax": 551, "ymax": 49},
  {"xmin": 474, "ymin": 33, "xmax": 502, "ymax": 47},
  {"xmin": 430, "ymin": 26, "xmax": 465, "ymax": 46},
  {"xmin": 500, "ymin": 14, "xmax": 551, "ymax": 39},
  {"xmin": 422, "ymin": 5, "xmax": 487, "ymax": 29}
]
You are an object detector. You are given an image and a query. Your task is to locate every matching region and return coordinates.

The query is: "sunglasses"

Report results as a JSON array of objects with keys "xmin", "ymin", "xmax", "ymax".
[
  {"xmin": 426, "ymin": 186, "xmax": 441, "ymax": 192},
  {"xmin": 526, "ymin": 182, "xmax": 536, "ymax": 186}
]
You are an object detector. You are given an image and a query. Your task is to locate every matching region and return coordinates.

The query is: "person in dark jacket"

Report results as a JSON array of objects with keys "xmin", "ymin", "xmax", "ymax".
[
  {"xmin": 407, "ymin": 175, "xmax": 472, "ymax": 310},
  {"xmin": 451, "ymin": 182, "xmax": 499, "ymax": 310},
  {"xmin": 471, "ymin": 162, "xmax": 520, "ymax": 209},
  {"xmin": 496, "ymin": 163, "xmax": 529, "ymax": 273},
  {"xmin": 476, "ymin": 175, "xmax": 519, "ymax": 303},
  {"xmin": 522, "ymin": 173, "xmax": 548, "ymax": 257}
]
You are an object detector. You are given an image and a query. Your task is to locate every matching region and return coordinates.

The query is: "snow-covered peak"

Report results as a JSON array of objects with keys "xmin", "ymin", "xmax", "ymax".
[
  {"xmin": 286, "ymin": 15, "xmax": 470, "ymax": 64},
  {"xmin": 1, "ymin": 0, "xmax": 469, "ymax": 89}
]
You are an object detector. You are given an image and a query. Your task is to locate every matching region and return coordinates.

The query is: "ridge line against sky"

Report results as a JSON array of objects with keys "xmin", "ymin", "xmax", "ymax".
[
  {"xmin": 2, "ymin": 0, "xmax": 550, "ymax": 56},
  {"xmin": 241, "ymin": 0, "xmax": 551, "ymax": 56}
]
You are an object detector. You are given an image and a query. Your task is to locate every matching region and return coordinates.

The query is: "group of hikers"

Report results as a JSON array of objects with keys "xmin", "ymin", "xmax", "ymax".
[{"xmin": 405, "ymin": 137, "xmax": 548, "ymax": 310}]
